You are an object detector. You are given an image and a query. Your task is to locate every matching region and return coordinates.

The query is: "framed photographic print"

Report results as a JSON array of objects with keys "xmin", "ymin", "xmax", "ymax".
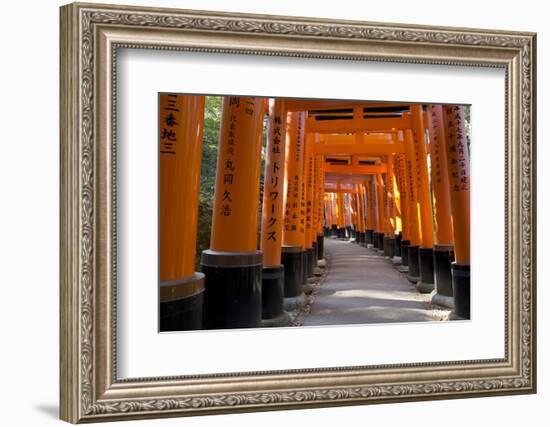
[{"xmin": 60, "ymin": 2, "xmax": 536, "ymax": 423}]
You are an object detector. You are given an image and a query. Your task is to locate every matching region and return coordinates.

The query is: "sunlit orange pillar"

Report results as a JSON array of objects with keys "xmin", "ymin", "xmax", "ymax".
[
  {"xmin": 375, "ymin": 173, "xmax": 387, "ymax": 251},
  {"xmin": 329, "ymin": 192, "xmax": 337, "ymax": 235},
  {"xmin": 365, "ymin": 176, "xmax": 377, "ymax": 245},
  {"xmin": 443, "ymin": 105, "xmax": 471, "ymax": 319},
  {"xmin": 259, "ymin": 99, "xmax": 290, "ymax": 326},
  {"xmin": 427, "ymin": 105, "xmax": 456, "ymax": 306},
  {"xmin": 336, "ymin": 188, "xmax": 346, "ymax": 238},
  {"xmin": 282, "ymin": 111, "xmax": 307, "ymax": 311},
  {"xmin": 349, "ymin": 189, "xmax": 357, "ymax": 241},
  {"xmin": 349, "ymin": 191, "xmax": 355, "ymax": 240},
  {"xmin": 159, "ymin": 94, "xmax": 205, "ymax": 332},
  {"xmin": 392, "ymin": 154, "xmax": 404, "ymax": 257},
  {"xmin": 361, "ymin": 182, "xmax": 369, "ymax": 244},
  {"xmin": 356, "ymin": 183, "xmax": 366, "ymax": 245},
  {"xmin": 404, "ymin": 128, "xmax": 423, "ymax": 281},
  {"xmin": 324, "ymin": 193, "xmax": 332, "ymax": 234},
  {"xmin": 411, "ymin": 105, "xmax": 436, "ymax": 292},
  {"xmin": 383, "ymin": 156, "xmax": 397, "ymax": 257},
  {"xmin": 201, "ymin": 96, "xmax": 264, "ymax": 329},
  {"xmin": 394, "ymin": 153, "xmax": 410, "ymax": 266}
]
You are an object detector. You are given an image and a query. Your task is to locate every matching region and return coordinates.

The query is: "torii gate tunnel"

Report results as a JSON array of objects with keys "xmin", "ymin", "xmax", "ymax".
[{"xmin": 158, "ymin": 95, "xmax": 471, "ymax": 331}]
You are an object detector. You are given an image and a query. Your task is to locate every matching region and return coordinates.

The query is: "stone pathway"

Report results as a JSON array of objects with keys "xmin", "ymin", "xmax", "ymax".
[{"xmin": 301, "ymin": 238, "xmax": 447, "ymax": 326}]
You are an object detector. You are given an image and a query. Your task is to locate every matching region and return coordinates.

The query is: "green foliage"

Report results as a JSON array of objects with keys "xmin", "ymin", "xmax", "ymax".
[
  {"xmin": 200, "ymin": 96, "xmax": 222, "ymax": 198},
  {"xmin": 195, "ymin": 96, "xmax": 221, "ymax": 267}
]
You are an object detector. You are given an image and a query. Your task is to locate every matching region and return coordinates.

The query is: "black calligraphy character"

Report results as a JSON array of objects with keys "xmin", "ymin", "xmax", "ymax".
[
  {"xmin": 222, "ymin": 190, "xmax": 232, "ymax": 202},
  {"xmin": 160, "ymin": 128, "xmax": 176, "ymax": 141},
  {"xmin": 221, "ymin": 204, "xmax": 232, "ymax": 216},
  {"xmin": 163, "ymin": 113, "xmax": 178, "ymax": 127},
  {"xmin": 225, "ymin": 160, "xmax": 235, "ymax": 171}
]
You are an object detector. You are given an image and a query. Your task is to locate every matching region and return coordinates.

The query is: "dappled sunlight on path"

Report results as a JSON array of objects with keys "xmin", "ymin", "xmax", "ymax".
[{"xmin": 302, "ymin": 238, "xmax": 446, "ymax": 326}]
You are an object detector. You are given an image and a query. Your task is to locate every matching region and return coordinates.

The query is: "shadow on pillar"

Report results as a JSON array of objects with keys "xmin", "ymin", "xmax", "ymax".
[
  {"xmin": 417, "ymin": 247, "xmax": 435, "ymax": 293},
  {"xmin": 201, "ymin": 251, "xmax": 262, "ymax": 329},
  {"xmin": 451, "ymin": 263, "xmax": 470, "ymax": 319},
  {"xmin": 281, "ymin": 245, "xmax": 305, "ymax": 312},
  {"xmin": 407, "ymin": 245, "xmax": 420, "ymax": 283},
  {"xmin": 159, "ymin": 273, "xmax": 205, "ymax": 332},
  {"xmin": 261, "ymin": 265, "xmax": 290, "ymax": 327},
  {"xmin": 431, "ymin": 245, "xmax": 455, "ymax": 308}
]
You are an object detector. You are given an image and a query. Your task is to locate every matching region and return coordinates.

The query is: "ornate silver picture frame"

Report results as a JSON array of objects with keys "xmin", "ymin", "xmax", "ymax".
[{"xmin": 60, "ymin": 2, "xmax": 536, "ymax": 423}]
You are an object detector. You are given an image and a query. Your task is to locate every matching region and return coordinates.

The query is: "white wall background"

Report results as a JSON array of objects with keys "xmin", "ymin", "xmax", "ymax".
[{"xmin": 0, "ymin": 0, "xmax": 546, "ymax": 425}]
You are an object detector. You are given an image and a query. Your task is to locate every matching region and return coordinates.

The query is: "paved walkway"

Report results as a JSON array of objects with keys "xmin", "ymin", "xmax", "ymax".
[{"xmin": 302, "ymin": 238, "xmax": 442, "ymax": 326}]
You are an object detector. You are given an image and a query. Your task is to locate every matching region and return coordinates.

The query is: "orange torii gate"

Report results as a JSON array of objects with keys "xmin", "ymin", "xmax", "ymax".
[
  {"xmin": 310, "ymin": 126, "xmax": 404, "ymax": 253},
  {"xmin": 306, "ymin": 101, "xmax": 470, "ymax": 316},
  {"xmin": 159, "ymin": 97, "xmax": 471, "ymax": 332},
  {"xmin": 307, "ymin": 107, "xmax": 436, "ymax": 293}
]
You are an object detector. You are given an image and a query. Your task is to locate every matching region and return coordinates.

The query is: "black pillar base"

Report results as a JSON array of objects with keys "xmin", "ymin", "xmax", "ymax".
[
  {"xmin": 434, "ymin": 244, "xmax": 454, "ymax": 298},
  {"xmin": 337, "ymin": 228, "xmax": 346, "ymax": 239},
  {"xmin": 452, "ymin": 263, "xmax": 470, "ymax": 319},
  {"xmin": 317, "ymin": 233, "xmax": 324, "ymax": 260},
  {"xmin": 307, "ymin": 245, "xmax": 316, "ymax": 277},
  {"xmin": 366, "ymin": 229, "xmax": 374, "ymax": 245},
  {"xmin": 301, "ymin": 250, "xmax": 308, "ymax": 284},
  {"xmin": 331, "ymin": 224, "xmax": 338, "ymax": 237},
  {"xmin": 383, "ymin": 237, "xmax": 396, "ymax": 257},
  {"xmin": 261, "ymin": 265, "xmax": 286, "ymax": 323},
  {"xmin": 400, "ymin": 240, "xmax": 410, "ymax": 267},
  {"xmin": 417, "ymin": 247, "xmax": 435, "ymax": 293},
  {"xmin": 377, "ymin": 232, "xmax": 385, "ymax": 251},
  {"xmin": 201, "ymin": 251, "xmax": 262, "ymax": 329},
  {"xmin": 373, "ymin": 232, "xmax": 380, "ymax": 249},
  {"xmin": 323, "ymin": 227, "xmax": 330, "ymax": 237},
  {"xmin": 159, "ymin": 272, "xmax": 205, "ymax": 332},
  {"xmin": 395, "ymin": 233, "xmax": 402, "ymax": 257},
  {"xmin": 281, "ymin": 245, "xmax": 303, "ymax": 298},
  {"xmin": 407, "ymin": 245, "xmax": 420, "ymax": 283}
]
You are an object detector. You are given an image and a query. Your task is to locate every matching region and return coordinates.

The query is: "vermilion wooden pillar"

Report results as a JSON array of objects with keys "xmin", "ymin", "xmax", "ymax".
[
  {"xmin": 404, "ymin": 128, "xmax": 423, "ymax": 282},
  {"xmin": 443, "ymin": 105, "xmax": 471, "ymax": 319},
  {"xmin": 259, "ymin": 99, "xmax": 290, "ymax": 326},
  {"xmin": 427, "ymin": 104, "xmax": 456, "ymax": 306},
  {"xmin": 411, "ymin": 105, "xmax": 436, "ymax": 292},
  {"xmin": 282, "ymin": 111, "xmax": 307, "ymax": 311},
  {"xmin": 202, "ymin": 96, "xmax": 265, "ymax": 329},
  {"xmin": 159, "ymin": 94, "xmax": 205, "ymax": 332}
]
